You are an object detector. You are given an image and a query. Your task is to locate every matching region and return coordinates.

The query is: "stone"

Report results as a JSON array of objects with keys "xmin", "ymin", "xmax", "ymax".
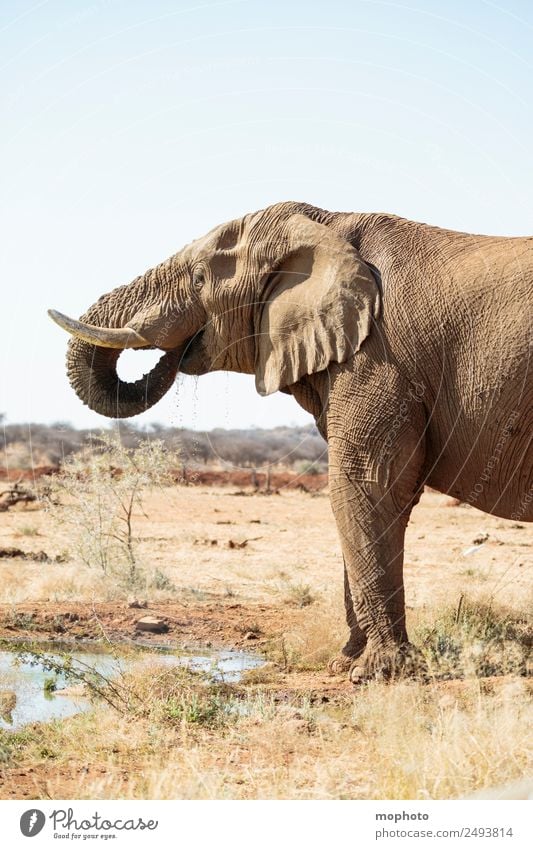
[{"xmin": 135, "ymin": 616, "xmax": 169, "ymax": 633}]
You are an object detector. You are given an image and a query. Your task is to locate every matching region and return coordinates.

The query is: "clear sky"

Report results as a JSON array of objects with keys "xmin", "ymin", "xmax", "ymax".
[{"xmin": 1, "ymin": 0, "xmax": 532, "ymax": 431}]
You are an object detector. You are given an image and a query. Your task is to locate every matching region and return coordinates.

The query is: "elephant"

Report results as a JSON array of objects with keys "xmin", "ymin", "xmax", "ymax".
[{"xmin": 49, "ymin": 201, "xmax": 533, "ymax": 682}]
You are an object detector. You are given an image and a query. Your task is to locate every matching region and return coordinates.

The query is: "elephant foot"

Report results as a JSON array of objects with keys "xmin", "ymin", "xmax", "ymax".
[
  {"xmin": 328, "ymin": 653, "xmax": 354, "ymax": 675},
  {"xmin": 349, "ymin": 642, "xmax": 427, "ymax": 684},
  {"xmin": 327, "ymin": 637, "xmax": 366, "ymax": 676}
]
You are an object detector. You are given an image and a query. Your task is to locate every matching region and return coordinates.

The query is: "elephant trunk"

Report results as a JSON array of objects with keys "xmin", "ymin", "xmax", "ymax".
[
  {"xmin": 59, "ymin": 264, "xmax": 190, "ymax": 419},
  {"xmin": 65, "ymin": 337, "xmax": 181, "ymax": 418}
]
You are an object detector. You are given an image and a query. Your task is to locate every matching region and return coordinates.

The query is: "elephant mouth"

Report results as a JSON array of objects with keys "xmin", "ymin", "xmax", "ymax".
[{"xmin": 177, "ymin": 328, "xmax": 208, "ymax": 375}]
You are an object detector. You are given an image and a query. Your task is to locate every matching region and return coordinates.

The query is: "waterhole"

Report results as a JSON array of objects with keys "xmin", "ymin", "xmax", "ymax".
[{"xmin": 0, "ymin": 644, "xmax": 263, "ymax": 730}]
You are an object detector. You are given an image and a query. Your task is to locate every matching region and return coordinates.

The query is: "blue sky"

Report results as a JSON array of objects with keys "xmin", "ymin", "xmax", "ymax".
[{"xmin": 1, "ymin": 0, "xmax": 532, "ymax": 431}]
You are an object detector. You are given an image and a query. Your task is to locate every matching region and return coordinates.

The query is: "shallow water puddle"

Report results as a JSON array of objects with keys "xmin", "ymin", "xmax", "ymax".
[{"xmin": 0, "ymin": 646, "xmax": 262, "ymax": 730}]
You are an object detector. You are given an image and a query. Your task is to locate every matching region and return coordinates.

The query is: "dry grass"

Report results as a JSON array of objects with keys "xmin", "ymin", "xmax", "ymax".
[
  {"xmin": 1, "ymin": 595, "xmax": 531, "ymax": 799},
  {"xmin": 265, "ymin": 591, "xmax": 346, "ymax": 671},
  {"xmin": 0, "ymin": 483, "xmax": 531, "ymax": 799}
]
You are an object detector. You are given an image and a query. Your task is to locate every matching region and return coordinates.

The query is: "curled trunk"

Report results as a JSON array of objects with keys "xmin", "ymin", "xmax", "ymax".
[
  {"xmin": 66, "ymin": 338, "xmax": 181, "ymax": 418},
  {"xmin": 63, "ymin": 267, "xmax": 188, "ymax": 418}
]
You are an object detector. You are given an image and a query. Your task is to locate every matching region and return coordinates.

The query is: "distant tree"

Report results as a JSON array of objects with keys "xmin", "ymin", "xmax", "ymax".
[{"xmin": 1, "ymin": 419, "xmax": 327, "ymax": 470}]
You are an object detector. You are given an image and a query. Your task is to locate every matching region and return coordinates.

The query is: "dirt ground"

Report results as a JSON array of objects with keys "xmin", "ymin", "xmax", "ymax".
[
  {"xmin": 0, "ymin": 484, "xmax": 530, "ymax": 615},
  {"xmin": 0, "ymin": 485, "xmax": 531, "ymax": 799}
]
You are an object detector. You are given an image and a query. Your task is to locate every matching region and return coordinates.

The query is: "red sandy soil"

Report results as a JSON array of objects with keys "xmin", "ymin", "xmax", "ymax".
[
  {"xmin": 0, "ymin": 598, "xmax": 300, "ymax": 651},
  {"xmin": 0, "ymin": 465, "xmax": 328, "ymax": 491}
]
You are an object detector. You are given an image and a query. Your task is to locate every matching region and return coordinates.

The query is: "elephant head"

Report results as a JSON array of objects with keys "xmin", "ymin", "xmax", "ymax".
[{"xmin": 49, "ymin": 202, "xmax": 380, "ymax": 417}]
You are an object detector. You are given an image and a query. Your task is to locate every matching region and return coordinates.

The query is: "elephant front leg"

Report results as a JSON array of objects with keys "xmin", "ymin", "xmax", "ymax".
[
  {"xmin": 328, "ymin": 399, "xmax": 426, "ymax": 682},
  {"xmin": 330, "ymin": 471, "xmax": 421, "ymax": 682}
]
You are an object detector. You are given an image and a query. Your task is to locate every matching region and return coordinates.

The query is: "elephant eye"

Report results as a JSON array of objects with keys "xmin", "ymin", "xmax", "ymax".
[{"xmin": 192, "ymin": 268, "xmax": 204, "ymax": 289}]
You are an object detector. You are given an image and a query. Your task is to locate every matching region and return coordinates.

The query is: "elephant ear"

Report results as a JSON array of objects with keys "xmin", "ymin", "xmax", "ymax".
[{"xmin": 254, "ymin": 214, "xmax": 380, "ymax": 395}]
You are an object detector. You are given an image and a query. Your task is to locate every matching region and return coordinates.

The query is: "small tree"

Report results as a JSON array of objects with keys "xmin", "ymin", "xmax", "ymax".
[{"xmin": 46, "ymin": 431, "xmax": 178, "ymax": 587}]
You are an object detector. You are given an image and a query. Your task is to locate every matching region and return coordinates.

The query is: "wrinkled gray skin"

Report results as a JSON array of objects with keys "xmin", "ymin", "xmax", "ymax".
[{"xmin": 50, "ymin": 201, "xmax": 533, "ymax": 682}]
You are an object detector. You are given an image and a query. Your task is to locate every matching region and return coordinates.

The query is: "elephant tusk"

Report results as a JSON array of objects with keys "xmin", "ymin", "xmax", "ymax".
[{"xmin": 47, "ymin": 309, "xmax": 150, "ymax": 349}]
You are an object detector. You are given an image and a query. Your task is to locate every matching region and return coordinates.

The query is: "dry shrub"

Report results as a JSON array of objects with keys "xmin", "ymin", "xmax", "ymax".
[
  {"xmin": 283, "ymin": 582, "xmax": 315, "ymax": 608},
  {"xmin": 415, "ymin": 594, "xmax": 532, "ymax": 678},
  {"xmin": 45, "ymin": 432, "xmax": 179, "ymax": 592}
]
